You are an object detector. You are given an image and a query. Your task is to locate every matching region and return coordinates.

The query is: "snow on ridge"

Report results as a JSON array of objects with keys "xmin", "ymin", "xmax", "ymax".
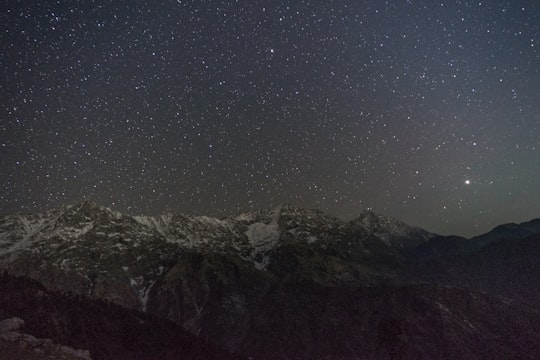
[
  {"xmin": 356, "ymin": 210, "xmax": 430, "ymax": 236},
  {"xmin": 0, "ymin": 211, "xmax": 64, "ymax": 256},
  {"xmin": 133, "ymin": 214, "xmax": 233, "ymax": 245},
  {"xmin": 133, "ymin": 215, "xmax": 172, "ymax": 240},
  {"xmin": 128, "ymin": 265, "xmax": 167, "ymax": 311},
  {"xmin": 194, "ymin": 215, "xmax": 229, "ymax": 227},
  {"xmin": 133, "ymin": 215, "xmax": 154, "ymax": 228},
  {"xmin": 159, "ymin": 213, "xmax": 174, "ymax": 224},
  {"xmin": 235, "ymin": 212, "xmax": 255, "ymax": 222},
  {"xmin": 246, "ymin": 222, "xmax": 279, "ymax": 249},
  {"xmin": 245, "ymin": 207, "xmax": 281, "ymax": 270},
  {"xmin": 5, "ymin": 216, "xmax": 49, "ymax": 254},
  {"xmin": 2, "ymin": 203, "xmax": 369, "ymax": 271}
]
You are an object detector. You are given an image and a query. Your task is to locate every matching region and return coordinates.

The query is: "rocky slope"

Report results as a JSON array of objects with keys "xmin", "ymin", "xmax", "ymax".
[
  {"xmin": 0, "ymin": 201, "xmax": 419, "ymax": 309},
  {"xmin": 1, "ymin": 201, "xmax": 539, "ymax": 359},
  {"xmin": 0, "ymin": 317, "xmax": 91, "ymax": 360}
]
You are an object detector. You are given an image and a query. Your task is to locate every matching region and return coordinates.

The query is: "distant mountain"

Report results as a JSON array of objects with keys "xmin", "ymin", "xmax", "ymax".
[
  {"xmin": 409, "ymin": 218, "xmax": 540, "ymax": 258},
  {"xmin": 467, "ymin": 218, "xmax": 540, "ymax": 250},
  {"xmin": 1, "ymin": 201, "xmax": 539, "ymax": 359}
]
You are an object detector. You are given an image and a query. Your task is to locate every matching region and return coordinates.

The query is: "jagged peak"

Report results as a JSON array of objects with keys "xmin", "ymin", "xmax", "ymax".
[
  {"xmin": 349, "ymin": 209, "xmax": 434, "ymax": 250},
  {"xmin": 64, "ymin": 199, "xmax": 100, "ymax": 212},
  {"xmin": 234, "ymin": 204, "xmax": 331, "ymax": 225},
  {"xmin": 352, "ymin": 209, "xmax": 404, "ymax": 227},
  {"xmin": 60, "ymin": 200, "xmax": 123, "ymax": 222}
]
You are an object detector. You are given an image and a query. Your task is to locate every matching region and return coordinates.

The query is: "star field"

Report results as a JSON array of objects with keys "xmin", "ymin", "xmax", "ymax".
[{"xmin": 1, "ymin": 1, "xmax": 539, "ymax": 236}]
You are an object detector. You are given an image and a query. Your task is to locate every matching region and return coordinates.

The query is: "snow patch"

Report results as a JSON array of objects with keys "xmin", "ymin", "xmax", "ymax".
[
  {"xmin": 1, "ymin": 216, "xmax": 53, "ymax": 256},
  {"xmin": 235, "ymin": 212, "xmax": 255, "ymax": 222},
  {"xmin": 307, "ymin": 235, "xmax": 318, "ymax": 244},
  {"xmin": 245, "ymin": 208, "xmax": 281, "ymax": 270},
  {"xmin": 47, "ymin": 223, "xmax": 95, "ymax": 244},
  {"xmin": 134, "ymin": 215, "xmax": 171, "ymax": 240},
  {"xmin": 464, "ymin": 319, "xmax": 477, "ymax": 331},
  {"xmin": 129, "ymin": 267, "xmax": 168, "ymax": 311},
  {"xmin": 195, "ymin": 216, "xmax": 228, "ymax": 226},
  {"xmin": 435, "ymin": 301, "xmax": 451, "ymax": 314}
]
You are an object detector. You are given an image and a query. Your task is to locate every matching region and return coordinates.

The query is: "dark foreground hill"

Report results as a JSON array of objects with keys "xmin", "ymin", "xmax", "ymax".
[
  {"xmin": 409, "ymin": 234, "xmax": 540, "ymax": 306},
  {"xmin": 0, "ymin": 272, "xmax": 243, "ymax": 360},
  {"xmin": 2, "ymin": 271, "xmax": 540, "ymax": 360}
]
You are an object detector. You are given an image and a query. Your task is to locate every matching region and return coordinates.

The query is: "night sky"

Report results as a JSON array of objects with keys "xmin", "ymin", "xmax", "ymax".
[{"xmin": 1, "ymin": 1, "xmax": 539, "ymax": 237}]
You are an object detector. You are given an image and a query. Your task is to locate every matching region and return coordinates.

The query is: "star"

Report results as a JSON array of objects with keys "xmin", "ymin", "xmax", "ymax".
[{"xmin": 1, "ymin": 0, "xmax": 539, "ymax": 238}]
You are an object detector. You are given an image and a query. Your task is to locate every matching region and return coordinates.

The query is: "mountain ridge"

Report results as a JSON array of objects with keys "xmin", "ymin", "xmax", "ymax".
[
  {"xmin": 1, "ymin": 201, "xmax": 539, "ymax": 359},
  {"xmin": 6, "ymin": 199, "xmax": 538, "ymax": 242}
]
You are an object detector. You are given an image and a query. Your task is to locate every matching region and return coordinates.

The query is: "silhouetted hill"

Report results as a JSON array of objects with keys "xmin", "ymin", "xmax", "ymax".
[
  {"xmin": 408, "ymin": 218, "xmax": 540, "ymax": 258},
  {"xmin": 412, "ymin": 235, "xmax": 540, "ymax": 306},
  {"xmin": 0, "ymin": 272, "xmax": 243, "ymax": 360}
]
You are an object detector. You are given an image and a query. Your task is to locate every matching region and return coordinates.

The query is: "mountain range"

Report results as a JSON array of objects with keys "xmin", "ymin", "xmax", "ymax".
[{"xmin": 1, "ymin": 201, "xmax": 539, "ymax": 359}]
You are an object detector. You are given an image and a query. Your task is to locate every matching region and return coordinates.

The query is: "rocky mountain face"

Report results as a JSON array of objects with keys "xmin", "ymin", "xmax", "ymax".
[
  {"xmin": 1, "ymin": 201, "xmax": 539, "ymax": 359},
  {"xmin": 351, "ymin": 210, "xmax": 434, "ymax": 250},
  {"xmin": 0, "ymin": 201, "xmax": 415, "ymax": 308}
]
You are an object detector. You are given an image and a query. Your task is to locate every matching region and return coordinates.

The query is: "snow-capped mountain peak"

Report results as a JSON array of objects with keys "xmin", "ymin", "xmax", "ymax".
[{"xmin": 0, "ymin": 202, "xmax": 434, "ymax": 310}]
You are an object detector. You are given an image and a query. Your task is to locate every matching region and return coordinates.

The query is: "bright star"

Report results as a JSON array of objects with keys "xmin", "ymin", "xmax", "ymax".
[{"xmin": 465, "ymin": 180, "xmax": 471, "ymax": 185}]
